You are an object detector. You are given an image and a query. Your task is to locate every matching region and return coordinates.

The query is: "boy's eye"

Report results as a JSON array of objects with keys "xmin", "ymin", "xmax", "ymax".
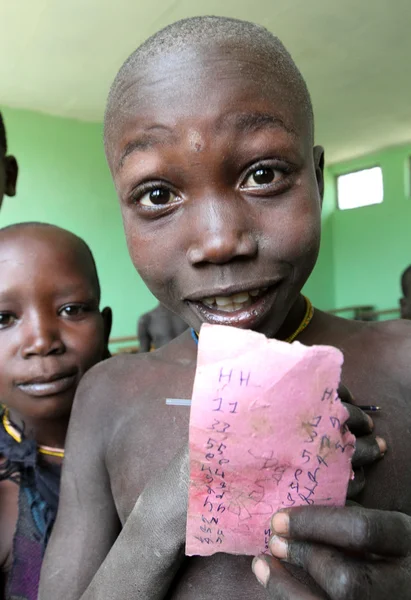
[
  {"xmin": 140, "ymin": 187, "xmax": 178, "ymax": 207},
  {"xmin": 59, "ymin": 304, "xmax": 90, "ymax": 318},
  {"xmin": 243, "ymin": 167, "xmax": 278, "ymax": 188},
  {"xmin": 0, "ymin": 313, "xmax": 16, "ymax": 329}
]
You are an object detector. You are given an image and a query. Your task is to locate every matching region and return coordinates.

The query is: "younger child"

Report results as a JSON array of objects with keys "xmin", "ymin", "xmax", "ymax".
[{"xmin": 0, "ymin": 222, "xmax": 111, "ymax": 600}]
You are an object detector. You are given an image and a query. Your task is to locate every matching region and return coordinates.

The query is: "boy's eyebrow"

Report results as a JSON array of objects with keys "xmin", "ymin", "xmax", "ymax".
[
  {"xmin": 117, "ymin": 125, "xmax": 175, "ymax": 172},
  {"xmin": 221, "ymin": 111, "xmax": 298, "ymax": 137},
  {"xmin": 116, "ymin": 112, "xmax": 297, "ymax": 172}
]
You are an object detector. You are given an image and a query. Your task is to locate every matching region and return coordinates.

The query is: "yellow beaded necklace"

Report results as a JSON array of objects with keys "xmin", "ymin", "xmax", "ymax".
[
  {"xmin": 285, "ymin": 296, "xmax": 314, "ymax": 343},
  {"xmin": 2, "ymin": 408, "xmax": 65, "ymax": 458}
]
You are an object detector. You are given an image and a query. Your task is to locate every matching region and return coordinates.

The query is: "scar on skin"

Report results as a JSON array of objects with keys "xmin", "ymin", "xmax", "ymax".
[{"xmin": 187, "ymin": 129, "xmax": 205, "ymax": 152}]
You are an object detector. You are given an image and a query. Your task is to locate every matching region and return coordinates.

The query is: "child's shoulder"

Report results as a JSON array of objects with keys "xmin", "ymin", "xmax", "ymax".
[
  {"xmin": 71, "ymin": 334, "xmax": 196, "ymax": 428},
  {"xmin": 346, "ymin": 319, "xmax": 411, "ymax": 389}
]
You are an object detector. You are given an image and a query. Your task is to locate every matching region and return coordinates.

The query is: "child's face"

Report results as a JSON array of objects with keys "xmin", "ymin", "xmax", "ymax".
[
  {"xmin": 0, "ymin": 229, "xmax": 109, "ymax": 420},
  {"xmin": 108, "ymin": 44, "xmax": 323, "ymax": 337}
]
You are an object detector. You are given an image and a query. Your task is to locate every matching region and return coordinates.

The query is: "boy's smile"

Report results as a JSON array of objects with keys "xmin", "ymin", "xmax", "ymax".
[{"xmin": 107, "ymin": 43, "xmax": 324, "ymax": 338}]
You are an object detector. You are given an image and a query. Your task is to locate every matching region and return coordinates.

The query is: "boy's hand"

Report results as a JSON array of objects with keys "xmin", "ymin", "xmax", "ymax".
[
  {"xmin": 252, "ymin": 506, "xmax": 411, "ymax": 599},
  {"xmin": 338, "ymin": 385, "xmax": 386, "ymax": 498}
]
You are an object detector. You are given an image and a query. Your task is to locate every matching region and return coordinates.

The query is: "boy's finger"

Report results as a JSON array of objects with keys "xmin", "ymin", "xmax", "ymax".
[
  {"xmin": 252, "ymin": 555, "xmax": 326, "ymax": 599},
  {"xmin": 271, "ymin": 506, "xmax": 411, "ymax": 556},
  {"xmin": 351, "ymin": 435, "xmax": 386, "ymax": 467},
  {"xmin": 342, "ymin": 402, "xmax": 374, "ymax": 435},
  {"xmin": 346, "ymin": 467, "xmax": 365, "ymax": 498}
]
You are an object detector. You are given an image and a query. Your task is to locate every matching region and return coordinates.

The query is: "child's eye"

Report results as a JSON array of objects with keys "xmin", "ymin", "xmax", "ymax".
[
  {"xmin": 140, "ymin": 187, "xmax": 178, "ymax": 207},
  {"xmin": 242, "ymin": 166, "xmax": 279, "ymax": 188},
  {"xmin": 0, "ymin": 313, "xmax": 16, "ymax": 329},
  {"xmin": 59, "ymin": 304, "xmax": 90, "ymax": 318}
]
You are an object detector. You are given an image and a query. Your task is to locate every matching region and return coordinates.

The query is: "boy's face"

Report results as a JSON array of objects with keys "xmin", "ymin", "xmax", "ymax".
[
  {"xmin": 0, "ymin": 149, "xmax": 18, "ymax": 210},
  {"xmin": 0, "ymin": 229, "xmax": 110, "ymax": 420},
  {"xmin": 108, "ymin": 44, "xmax": 324, "ymax": 337}
]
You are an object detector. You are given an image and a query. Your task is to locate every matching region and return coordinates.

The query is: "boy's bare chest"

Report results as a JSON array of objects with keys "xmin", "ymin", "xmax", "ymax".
[
  {"xmin": 106, "ymin": 348, "xmax": 411, "ymax": 599},
  {"xmin": 109, "ymin": 352, "xmax": 411, "ymax": 516}
]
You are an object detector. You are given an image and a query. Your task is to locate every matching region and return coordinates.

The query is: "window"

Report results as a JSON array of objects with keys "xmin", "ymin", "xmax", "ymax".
[{"xmin": 336, "ymin": 166, "xmax": 383, "ymax": 210}]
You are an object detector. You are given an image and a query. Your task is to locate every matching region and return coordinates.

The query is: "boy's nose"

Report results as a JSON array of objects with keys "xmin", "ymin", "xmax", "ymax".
[
  {"xmin": 21, "ymin": 317, "xmax": 65, "ymax": 358},
  {"xmin": 186, "ymin": 198, "xmax": 258, "ymax": 265}
]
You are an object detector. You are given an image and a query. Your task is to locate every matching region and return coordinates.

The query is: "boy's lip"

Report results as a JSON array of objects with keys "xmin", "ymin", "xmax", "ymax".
[
  {"xmin": 184, "ymin": 279, "xmax": 281, "ymax": 301},
  {"xmin": 16, "ymin": 369, "xmax": 78, "ymax": 398},
  {"xmin": 186, "ymin": 282, "xmax": 282, "ymax": 329}
]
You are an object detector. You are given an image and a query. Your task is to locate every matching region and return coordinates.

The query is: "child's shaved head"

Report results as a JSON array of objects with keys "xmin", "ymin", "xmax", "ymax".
[
  {"xmin": 105, "ymin": 16, "xmax": 314, "ymax": 150},
  {"xmin": 0, "ymin": 222, "xmax": 101, "ymax": 301}
]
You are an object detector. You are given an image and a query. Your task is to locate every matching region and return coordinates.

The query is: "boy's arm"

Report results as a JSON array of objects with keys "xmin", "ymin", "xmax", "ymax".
[
  {"xmin": 74, "ymin": 445, "xmax": 188, "ymax": 600},
  {"xmin": 39, "ymin": 372, "xmax": 121, "ymax": 600}
]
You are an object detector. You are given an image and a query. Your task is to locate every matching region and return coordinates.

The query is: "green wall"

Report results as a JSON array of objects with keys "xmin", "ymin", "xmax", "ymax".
[
  {"xmin": 0, "ymin": 107, "xmax": 157, "ymax": 339},
  {"xmin": 327, "ymin": 143, "xmax": 411, "ymax": 314}
]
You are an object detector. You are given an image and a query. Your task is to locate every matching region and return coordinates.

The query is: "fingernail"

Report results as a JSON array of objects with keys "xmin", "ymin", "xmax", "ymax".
[
  {"xmin": 252, "ymin": 557, "xmax": 270, "ymax": 587},
  {"xmin": 271, "ymin": 511, "xmax": 289, "ymax": 535},
  {"xmin": 367, "ymin": 415, "xmax": 374, "ymax": 430},
  {"xmin": 269, "ymin": 535, "xmax": 288, "ymax": 559},
  {"xmin": 376, "ymin": 436, "xmax": 387, "ymax": 455}
]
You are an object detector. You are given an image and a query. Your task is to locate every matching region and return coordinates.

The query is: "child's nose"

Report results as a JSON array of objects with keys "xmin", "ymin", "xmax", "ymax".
[
  {"xmin": 21, "ymin": 316, "xmax": 65, "ymax": 358},
  {"xmin": 186, "ymin": 198, "xmax": 258, "ymax": 265}
]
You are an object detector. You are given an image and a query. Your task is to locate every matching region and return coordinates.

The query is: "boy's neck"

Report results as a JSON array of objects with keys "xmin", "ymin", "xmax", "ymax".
[
  {"xmin": 7, "ymin": 408, "xmax": 68, "ymax": 451},
  {"xmin": 275, "ymin": 294, "xmax": 310, "ymax": 341}
]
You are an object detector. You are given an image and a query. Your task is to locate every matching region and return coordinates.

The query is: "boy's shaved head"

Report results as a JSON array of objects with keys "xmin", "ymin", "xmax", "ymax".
[
  {"xmin": 104, "ymin": 16, "xmax": 313, "ymax": 151},
  {"xmin": 104, "ymin": 15, "xmax": 324, "ymax": 338},
  {"xmin": 0, "ymin": 222, "xmax": 101, "ymax": 301}
]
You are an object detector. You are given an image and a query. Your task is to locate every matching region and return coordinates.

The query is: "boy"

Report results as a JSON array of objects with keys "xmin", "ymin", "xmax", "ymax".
[
  {"xmin": 0, "ymin": 112, "xmax": 18, "ymax": 211},
  {"xmin": 400, "ymin": 265, "xmax": 411, "ymax": 319},
  {"xmin": 0, "ymin": 222, "xmax": 111, "ymax": 600},
  {"xmin": 40, "ymin": 17, "xmax": 411, "ymax": 599},
  {"xmin": 138, "ymin": 303, "xmax": 188, "ymax": 352}
]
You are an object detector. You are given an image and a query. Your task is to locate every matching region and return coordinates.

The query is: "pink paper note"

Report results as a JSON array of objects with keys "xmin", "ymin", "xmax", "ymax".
[{"xmin": 186, "ymin": 324, "xmax": 355, "ymax": 557}]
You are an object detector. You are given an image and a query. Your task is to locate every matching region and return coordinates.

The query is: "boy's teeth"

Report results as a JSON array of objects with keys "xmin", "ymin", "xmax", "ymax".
[
  {"xmin": 201, "ymin": 288, "xmax": 266, "ymax": 310},
  {"xmin": 215, "ymin": 296, "xmax": 234, "ymax": 307}
]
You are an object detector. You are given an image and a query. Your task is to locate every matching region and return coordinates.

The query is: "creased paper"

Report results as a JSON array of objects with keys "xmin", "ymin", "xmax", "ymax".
[{"xmin": 186, "ymin": 324, "xmax": 355, "ymax": 556}]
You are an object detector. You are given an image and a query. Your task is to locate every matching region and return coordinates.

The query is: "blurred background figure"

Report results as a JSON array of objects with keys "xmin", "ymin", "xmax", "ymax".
[
  {"xmin": 137, "ymin": 303, "xmax": 188, "ymax": 352},
  {"xmin": 400, "ymin": 265, "xmax": 411, "ymax": 319}
]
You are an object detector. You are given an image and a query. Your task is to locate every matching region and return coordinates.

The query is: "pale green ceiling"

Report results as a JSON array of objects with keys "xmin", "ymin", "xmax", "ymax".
[{"xmin": 1, "ymin": 0, "xmax": 410, "ymax": 163}]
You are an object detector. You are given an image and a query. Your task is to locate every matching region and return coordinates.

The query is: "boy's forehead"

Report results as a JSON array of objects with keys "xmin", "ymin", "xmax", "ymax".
[
  {"xmin": 0, "ymin": 228, "xmax": 97, "ymax": 289},
  {"xmin": 106, "ymin": 43, "xmax": 311, "ymax": 166}
]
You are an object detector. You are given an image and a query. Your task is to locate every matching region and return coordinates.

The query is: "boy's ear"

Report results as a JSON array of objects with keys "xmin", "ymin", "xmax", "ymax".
[
  {"xmin": 101, "ymin": 307, "xmax": 113, "ymax": 358},
  {"xmin": 313, "ymin": 146, "xmax": 324, "ymax": 203},
  {"xmin": 4, "ymin": 156, "xmax": 18, "ymax": 197}
]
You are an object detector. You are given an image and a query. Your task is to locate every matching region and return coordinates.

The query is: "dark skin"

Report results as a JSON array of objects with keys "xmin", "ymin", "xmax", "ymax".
[
  {"xmin": 0, "ymin": 225, "xmax": 111, "ymax": 596},
  {"xmin": 138, "ymin": 303, "xmax": 188, "ymax": 352},
  {"xmin": 400, "ymin": 271, "xmax": 411, "ymax": 319},
  {"xmin": 0, "ymin": 140, "xmax": 18, "ymax": 210},
  {"xmin": 40, "ymin": 43, "xmax": 411, "ymax": 599}
]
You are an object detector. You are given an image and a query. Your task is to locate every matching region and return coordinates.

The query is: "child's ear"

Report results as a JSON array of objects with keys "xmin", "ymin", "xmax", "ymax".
[
  {"xmin": 101, "ymin": 307, "xmax": 113, "ymax": 359},
  {"xmin": 4, "ymin": 156, "xmax": 18, "ymax": 197},
  {"xmin": 313, "ymin": 146, "xmax": 324, "ymax": 203}
]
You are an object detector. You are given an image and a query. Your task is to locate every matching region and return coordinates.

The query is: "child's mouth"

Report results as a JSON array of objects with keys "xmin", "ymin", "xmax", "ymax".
[
  {"xmin": 187, "ymin": 283, "xmax": 281, "ymax": 329},
  {"xmin": 201, "ymin": 288, "xmax": 267, "ymax": 312}
]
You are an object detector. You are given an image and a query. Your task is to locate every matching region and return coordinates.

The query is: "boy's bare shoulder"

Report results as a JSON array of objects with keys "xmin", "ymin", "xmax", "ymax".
[
  {"xmin": 337, "ymin": 318, "xmax": 411, "ymax": 389},
  {"xmin": 70, "ymin": 332, "xmax": 196, "ymax": 432}
]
